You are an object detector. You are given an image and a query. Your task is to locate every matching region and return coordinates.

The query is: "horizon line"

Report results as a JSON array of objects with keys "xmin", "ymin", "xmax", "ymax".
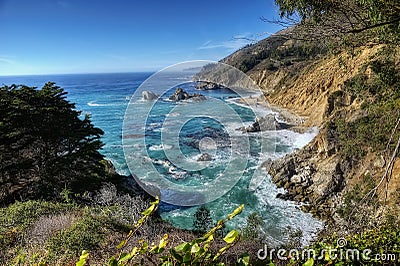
[{"xmin": 0, "ymin": 70, "xmax": 160, "ymax": 77}]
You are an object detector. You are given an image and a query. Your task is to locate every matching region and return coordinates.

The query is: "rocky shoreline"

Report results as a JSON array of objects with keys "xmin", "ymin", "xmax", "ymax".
[
  {"xmin": 267, "ymin": 146, "xmax": 344, "ymax": 223},
  {"xmin": 249, "ymin": 97, "xmax": 342, "ymax": 223}
]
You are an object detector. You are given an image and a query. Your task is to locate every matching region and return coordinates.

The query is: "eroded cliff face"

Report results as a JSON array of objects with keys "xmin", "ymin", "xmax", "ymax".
[
  {"xmin": 254, "ymin": 45, "xmax": 383, "ymax": 126},
  {"xmin": 222, "ymin": 39, "xmax": 400, "ymax": 224}
]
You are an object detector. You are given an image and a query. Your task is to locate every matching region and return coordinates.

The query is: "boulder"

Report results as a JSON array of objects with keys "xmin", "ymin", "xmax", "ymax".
[{"xmin": 239, "ymin": 114, "xmax": 283, "ymax": 133}]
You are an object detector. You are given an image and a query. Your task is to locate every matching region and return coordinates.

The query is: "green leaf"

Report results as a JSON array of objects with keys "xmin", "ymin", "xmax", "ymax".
[
  {"xmin": 116, "ymin": 240, "xmax": 126, "ymax": 249},
  {"xmin": 237, "ymin": 253, "xmax": 250, "ymax": 266},
  {"xmin": 76, "ymin": 250, "xmax": 89, "ymax": 266},
  {"xmin": 135, "ymin": 216, "xmax": 146, "ymax": 227},
  {"xmin": 223, "ymin": 230, "xmax": 239, "ymax": 244},
  {"xmin": 126, "ymin": 230, "xmax": 133, "ymax": 238},
  {"xmin": 227, "ymin": 204, "xmax": 244, "ymax": 220},
  {"xmin": 159, "ymin": 234, "xmax": 168, "ymax": 249},
  {"xmin": 151, "ymin": 196, "xmax": 160, "ymax": 205},
  {"xmin": 175, "ymin": 242, "xmax": 190, "ymax": 252},
  {"xmin": 118, "ymin": 253, "xmax": 128, "ymax": 262},
  {"xmin": 324, "ymin": 250, "xmax": 330, "ymax": 261},
  {"xmin": 205, "ymin": 234, "xmax": 214, "ymax": 243},
  {"xmin": 118, "ymin": 247, "xmax": 138, "ymax": 263},
  {"xmin": 170, "ymin": 249, "xmax": 183, "ymax": 262},
  {"xmin": 191, "ymin": 243, "xmax": 200, "ymax": 254},
  {"xmin": 183, "ymin": 251, "xmax": 192, "ymax": 262},
  {"xmin": 141, "ymin": 204, "xmax": 155, "ymax": 216},
  {"xmin": 303, "ymin": 258, "xmax": 314, "ymax": 266},
  {"xmin": 108, "ymin": 256, "xmax": 118, "ymax": 266}
]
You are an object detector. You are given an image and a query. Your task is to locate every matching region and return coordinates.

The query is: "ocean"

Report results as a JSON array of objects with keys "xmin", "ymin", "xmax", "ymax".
[{"xmin": 0, "ymin": 71, "xmax": 322, "ymax": 245}]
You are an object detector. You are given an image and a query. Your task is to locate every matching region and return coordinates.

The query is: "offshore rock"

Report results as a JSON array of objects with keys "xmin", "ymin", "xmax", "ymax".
[
  {"xmin": 239, "ymin": 114, "xmax": 285, "ymax": 133},
  {"xmin": 197, "ymin": 153, "xmax": 212, "ymax": 161},
  {"xmin": 195, "ymin": 81, "xmax": 226, "ymax": 90},
  {"xmin": 142, "ymin": 90, "xmax": 159, "ymax": 101},
  {"xmin": 169, "ymin": 88, "xmax": 206, "ymax": 101}
]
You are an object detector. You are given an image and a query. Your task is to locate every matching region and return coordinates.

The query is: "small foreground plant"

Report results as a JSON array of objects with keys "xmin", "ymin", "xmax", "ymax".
[{"xmin": 76, "ymin": 197, "xmax": 248, "ymax": 266}]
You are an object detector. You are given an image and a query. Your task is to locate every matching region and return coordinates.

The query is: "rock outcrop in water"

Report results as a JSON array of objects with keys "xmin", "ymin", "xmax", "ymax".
[
  {"xmin": 238, "ymin": 114, "xmax": 287, "ymax": 132},
  {"xmin": 142, "ymin": 90, "xmax": 159, "ymax": 101},
  {"xmin": 169, "ymin": 88, "xmax": 206, "ymax": 102},
  {"xmin": 197, "ymin": 153, "xmax": 212, "ymax": 161},
  {"xmin": 195, "ymin": 81, "xmax": 226, "ymax": 90}
]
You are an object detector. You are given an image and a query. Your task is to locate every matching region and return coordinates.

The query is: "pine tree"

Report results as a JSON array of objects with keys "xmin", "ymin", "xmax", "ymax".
[
  {"xmin": 0, "ymin": 82, "xmax": 107, "ymax": 202},
  {"xmin": 193, "ymin": 205, "xmax": 213, "ymax": 234}
]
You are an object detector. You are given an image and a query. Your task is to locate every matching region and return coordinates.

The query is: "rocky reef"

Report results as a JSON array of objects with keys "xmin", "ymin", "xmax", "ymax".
[
  {"xmin": 169, "ymin": 88, "xmax": 206, "ymax": 101},
  {"xmin": 195, "ymin": 81, "xmax": 226, "ymax": 90}
]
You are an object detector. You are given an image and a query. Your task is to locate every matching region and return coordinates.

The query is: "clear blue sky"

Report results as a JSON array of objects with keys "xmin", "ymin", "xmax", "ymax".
[{"xmin": 0, "ymin": 0, "xmax": 283, "ymax": 75}]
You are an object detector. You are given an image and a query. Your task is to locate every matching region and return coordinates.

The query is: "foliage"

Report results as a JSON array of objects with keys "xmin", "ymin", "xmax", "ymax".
[
  {"xmin": 328, "ymin": 46, "xmax": 400, "ymax": 159},
  {"xmin": 274, "ymin": 0, "xmax": 400, "ymax": 46},
  {"xmin": 0, "ymin": 200, "xmax": 74, "ymax": 250},
  {"xmin": 193, "ymin": 205, "xmax": 213, "ymax": 235},
  {"xmin": 303, "ymin": 223, "xmax": 400, "ymax": 265},
  {"xmin": 254, "ymin": 222, "xmax": 399, "ymax": 265},
  {"xmin": 0, "ymin": 82, "xmax": 108, "ymax": 202},
  {"xmin": 91, "ymin": 183, "xmax": 150, "ymax": 225},
  {"xmin": 236, "ymin": 40, "xmax": 326, "ymax": 73},
  {"xmin": 47, "ymin": 215, "xmax": 105, "ymax": 259},
  {"xmin": 76, "ymin": 198, "xmax": 248, "ymax": 266},
  {"xmin": 337, "ymin": 173, "xmax": 376, "ymax": 220}
]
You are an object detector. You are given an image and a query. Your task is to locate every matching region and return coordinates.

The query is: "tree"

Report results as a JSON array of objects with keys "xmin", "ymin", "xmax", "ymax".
[
  {"xmin": 243, "ymin": 212, "xmax": 264, "ymax": 240},
  {"xmin": 271, "ymin": 0, "xmax": 400, "ymax": 46},
  {"xmin": 193, "ymin": 205, "xmax": 213, "ymax": 234},
  {"xmin": 0, "ymin": 82, "xmax": 107, "ymax": 202}
]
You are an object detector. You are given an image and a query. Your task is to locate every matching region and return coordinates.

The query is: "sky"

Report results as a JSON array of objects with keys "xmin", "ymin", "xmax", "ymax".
[{"xmin": 0, "ymin": 0, "xmax": 283, "ymax": 75}]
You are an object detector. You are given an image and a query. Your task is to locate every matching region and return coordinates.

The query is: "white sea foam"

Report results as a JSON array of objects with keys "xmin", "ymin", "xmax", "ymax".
[
  {"xmin": 149, "ymin": 144, "xmax": 173, "ymax": 151},
  {"xmin": 277, "ymin": 127, "xmax": 319, "ymax": 150},
  {"xmin": 88, "ymin": 101, "xmax": 120, "ymax": 107}
]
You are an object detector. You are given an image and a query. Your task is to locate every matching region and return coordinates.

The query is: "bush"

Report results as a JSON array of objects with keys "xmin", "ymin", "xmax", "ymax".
[
  {"xmin": 0, "ymin": 200, "xmax": 73, "ymax": 249},
  {"xmin": 47, "ymin": 216, "xmax": 104, "ymax": 258},
  {"xmin": 337, "ymin": 174, "xmax": 377, "ymax": 220}
]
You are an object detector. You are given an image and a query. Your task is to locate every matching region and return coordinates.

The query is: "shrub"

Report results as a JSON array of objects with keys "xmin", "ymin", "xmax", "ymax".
[
  {"xmin": 47, "ymin": 216, "xmax": 104, "ymax": 258},
  {"xmin": 0, "ymin": 200, "xmax": 73, "ymax": 250}
]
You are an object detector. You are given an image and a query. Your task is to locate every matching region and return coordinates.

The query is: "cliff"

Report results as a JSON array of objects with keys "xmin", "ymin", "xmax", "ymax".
[{"xmin": 219, "ymin": 33, "xmax": 400, "ymax": 229}]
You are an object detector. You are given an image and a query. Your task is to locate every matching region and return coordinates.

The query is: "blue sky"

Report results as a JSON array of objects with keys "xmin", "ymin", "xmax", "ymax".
[{"xmin": 0, "ymin": 0, "xmax": 283, "ymax": 75}]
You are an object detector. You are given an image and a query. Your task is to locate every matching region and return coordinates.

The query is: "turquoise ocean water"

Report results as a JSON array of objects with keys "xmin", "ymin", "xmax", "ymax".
[{"xmin": 0, "ymin": 72, "xmax": 322, "ymax": 245}]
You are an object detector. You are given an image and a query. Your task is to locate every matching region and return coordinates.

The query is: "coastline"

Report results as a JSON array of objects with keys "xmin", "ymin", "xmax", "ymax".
[{"xmin": 233, "ymin": 94, "xmax": 311, "ymax": 133}]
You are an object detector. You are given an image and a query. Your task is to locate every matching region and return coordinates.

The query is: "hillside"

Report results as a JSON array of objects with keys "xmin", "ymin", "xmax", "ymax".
[{"xmin": 220, "ymin": 31, "xmax": 400, "ymax": 231}]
